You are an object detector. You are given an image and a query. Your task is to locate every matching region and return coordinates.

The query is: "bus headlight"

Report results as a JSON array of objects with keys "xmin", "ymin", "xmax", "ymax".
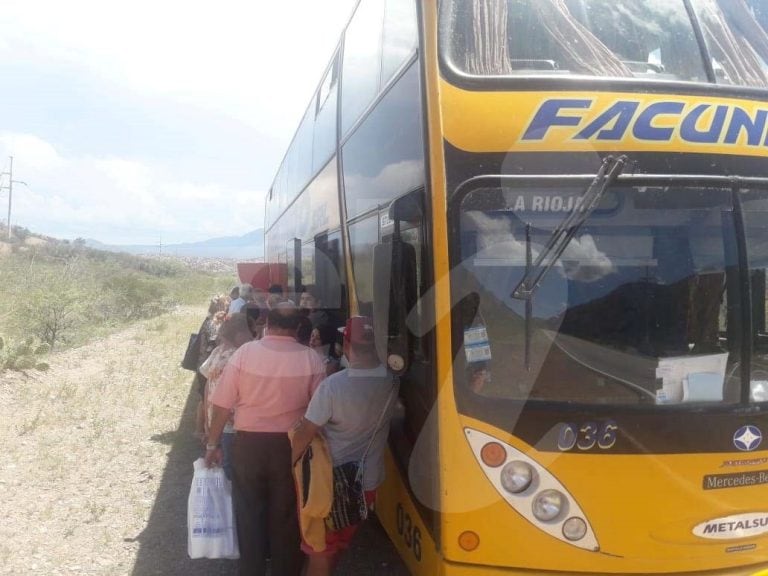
[
  {"xmin": 562, "ymin": 517, "xmax": 588, "ymax": 541},
  {"xmin": 464, "ymin": 428, "xmax": 599, "ymax": 551},
  {"xmin": 500, "ymin": 461, "xmax": 533, "ymax": 494},
  {"xmin": 532, "ymin": 489, "xmax": 565, "ymax": 521}
]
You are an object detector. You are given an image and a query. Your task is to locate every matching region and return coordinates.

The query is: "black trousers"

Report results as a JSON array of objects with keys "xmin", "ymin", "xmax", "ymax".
[{"xmin": 232, "ymin": 432, "xmax": 302, "ymax": 576}]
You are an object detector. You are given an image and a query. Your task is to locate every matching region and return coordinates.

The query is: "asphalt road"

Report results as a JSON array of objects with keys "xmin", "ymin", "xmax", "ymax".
[{"xmin": 335, "ymin": 514, "xmax": 410, "ymax": 575}]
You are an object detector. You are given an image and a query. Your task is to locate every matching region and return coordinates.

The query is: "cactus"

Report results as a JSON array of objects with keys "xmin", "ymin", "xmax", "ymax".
[
  {"xmin": 13, "ymin": 355, "xmax": 37, "ymax": 370},
  {"xmin": 0, "ymin": 334, "xmax": 51, "ymax": 372}
]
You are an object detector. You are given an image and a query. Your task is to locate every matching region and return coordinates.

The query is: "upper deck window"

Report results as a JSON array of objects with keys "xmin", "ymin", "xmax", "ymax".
[
  {"xmin": 693, "ymin": 0, "xmax": 768, "ymax": 86},
  {"xmin": 441, "ymin": 0, "xmax": 768, "ymax": 87}
]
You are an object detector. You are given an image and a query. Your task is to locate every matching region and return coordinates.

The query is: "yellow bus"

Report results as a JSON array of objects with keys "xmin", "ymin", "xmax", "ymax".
[{"xmin": 264, "ymin": 0, "xmax": 768, "ymax": 574}]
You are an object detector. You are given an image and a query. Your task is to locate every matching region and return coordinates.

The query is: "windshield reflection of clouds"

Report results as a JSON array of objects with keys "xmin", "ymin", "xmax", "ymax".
[
  {"xmin": 462, "ymin": 210, "xmax": 565, "ymax": 320},
  {"xmin": 462, "ymin": 210, "xmax": 616, "ymax": 308}
]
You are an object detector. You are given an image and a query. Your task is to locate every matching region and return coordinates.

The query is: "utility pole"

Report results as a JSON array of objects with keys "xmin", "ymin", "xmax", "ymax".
[
  {"xmin": 1, "ymin": 156, "xmax": 28, "ymax": 241},
  {"xmin": 6, "ymin": 156, "xmax": 12, "ymax": 241}
]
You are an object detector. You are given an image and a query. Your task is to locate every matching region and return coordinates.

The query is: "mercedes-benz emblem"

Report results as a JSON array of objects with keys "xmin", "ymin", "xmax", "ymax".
[{"xmin": 733, "ymin": 425, "xmax": 763, "ymax": 452}]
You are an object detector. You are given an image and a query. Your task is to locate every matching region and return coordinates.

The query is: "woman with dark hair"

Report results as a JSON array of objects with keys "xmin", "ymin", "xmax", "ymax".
[
  {"xmin": 309, "ymin": 323, "xmax": 341, "ymax": 376},
  {"xmin": 296, "ymin": 316, "xmax": 313, "ymax": 346}
]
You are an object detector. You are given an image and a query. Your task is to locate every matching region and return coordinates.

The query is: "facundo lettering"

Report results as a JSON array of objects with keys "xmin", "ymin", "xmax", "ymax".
[{"xmin": 522, "ymin": 98, "xmax": 768, "ymax": 148}]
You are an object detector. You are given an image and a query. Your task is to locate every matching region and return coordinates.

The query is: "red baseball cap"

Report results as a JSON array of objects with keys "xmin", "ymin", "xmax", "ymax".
[{"xmin": 342, "ymin": 316, "xmax": 375, "ymax": 345}]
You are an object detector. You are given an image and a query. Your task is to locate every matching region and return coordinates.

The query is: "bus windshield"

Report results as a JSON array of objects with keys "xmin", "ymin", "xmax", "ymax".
[
  {"xmin": 454, "ymin": 184, "xmax": 768, "ymax": 407},
  {"xmin": 441, "ymin": 0, "xmax": 768, "ymax": 87}
]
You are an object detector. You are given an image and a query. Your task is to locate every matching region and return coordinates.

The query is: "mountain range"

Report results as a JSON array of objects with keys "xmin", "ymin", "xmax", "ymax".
[{"xmin": 86, "ymin": 228, "xmax": 264, "ymax": 259}]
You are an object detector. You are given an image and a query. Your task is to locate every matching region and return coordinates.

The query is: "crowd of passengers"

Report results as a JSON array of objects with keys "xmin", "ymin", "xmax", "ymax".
[{"xmin": 190, "ymin": 282, "xmax": 397, "ymax": 576}]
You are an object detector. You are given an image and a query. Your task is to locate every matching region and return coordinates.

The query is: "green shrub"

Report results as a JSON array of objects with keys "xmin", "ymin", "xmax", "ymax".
[
  {"xmin": 0, "ymin": 235, "xmax": 233, "ymax": 367},
  {"xmin": 15, "ymin": 265, "xmax": 90, "ymax": 348},
  {"xmin": 102, "ymin": 273, "xmax": 170, "ymax": 320},
  {"xmin": 0, "ymin": 335, "xmax": 50, "ymax": 372}
]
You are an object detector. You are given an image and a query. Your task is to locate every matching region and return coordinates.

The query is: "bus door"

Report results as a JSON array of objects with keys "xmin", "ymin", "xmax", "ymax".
[
  {"xmin": 379, "ymin": 208, "xmax": 435, "ymax": 446},
  {"xmin": 374, "ymin": 190, "xmax": 440, "ymax": 544}
]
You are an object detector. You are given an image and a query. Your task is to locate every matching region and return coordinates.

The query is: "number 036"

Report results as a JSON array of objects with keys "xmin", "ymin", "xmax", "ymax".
[
  {"xmin": 558, "ymin": 421, "xmax": 618, "ymax": 451},
  {"xmin": 396, "ymin": 503, "xmax": 422, "ymax": 562}
]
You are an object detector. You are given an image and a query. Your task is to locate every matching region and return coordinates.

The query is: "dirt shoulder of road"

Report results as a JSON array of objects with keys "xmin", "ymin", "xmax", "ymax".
[{"xmin": 0, "ymin": 306, "xmax": 407, "ymax": 576}]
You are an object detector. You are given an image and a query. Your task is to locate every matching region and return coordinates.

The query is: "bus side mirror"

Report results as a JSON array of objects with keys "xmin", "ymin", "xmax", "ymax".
[{"xmin": 373, "ymin": 236, "xmax": 418, "ymax": 376}]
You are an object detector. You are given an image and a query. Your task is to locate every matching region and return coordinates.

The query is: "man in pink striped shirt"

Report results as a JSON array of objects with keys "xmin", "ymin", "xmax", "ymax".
[{"xmin": 206, "ymin": 305, "xmax": 325, "ymax": 576}]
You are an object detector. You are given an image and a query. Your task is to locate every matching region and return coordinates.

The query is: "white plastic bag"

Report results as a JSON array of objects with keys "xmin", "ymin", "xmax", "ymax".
[{"xmin": 187, "ymin": 458, "xmax": 240, "ymax": 559}]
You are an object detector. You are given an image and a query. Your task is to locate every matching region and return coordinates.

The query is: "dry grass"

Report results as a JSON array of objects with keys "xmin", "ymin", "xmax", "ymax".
[{"xmin": 0, "ymin": 306, "xmax": 204, "ymax": 575}]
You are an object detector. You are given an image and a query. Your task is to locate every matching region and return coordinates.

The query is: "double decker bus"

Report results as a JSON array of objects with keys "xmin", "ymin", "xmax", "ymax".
[{"xmin": 264, "ymin": 1, "xmax": 768, "ymax": 574}]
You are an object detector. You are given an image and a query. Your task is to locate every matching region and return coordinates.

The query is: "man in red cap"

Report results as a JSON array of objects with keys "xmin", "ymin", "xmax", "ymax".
[{"xmin": 291, "ymin": 316, "xmax": 398, "ymax": 576}]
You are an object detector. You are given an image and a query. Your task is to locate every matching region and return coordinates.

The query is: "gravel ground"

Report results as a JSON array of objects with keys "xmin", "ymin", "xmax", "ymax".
[{"xmin": 0, "ymin": 306, "xmax": 408, "ymax": 575}]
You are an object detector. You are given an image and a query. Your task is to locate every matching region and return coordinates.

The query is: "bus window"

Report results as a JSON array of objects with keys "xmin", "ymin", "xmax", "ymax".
[
  {"xmin": 316, "ymin": 52, "xmax": 338, "ymax": 114},
  {"xmin": 741, "ymin": 190, "xmax": 768, "ymax": 402},
  {"xmin": 268, "ymin": 163, "xmax": 288, "ymax": 229},
  {"xmin": 341, "ymin": 0, "xmax": 386, "ymax": 136},
  {"xmin": 441, "ymin": 0, "xmax": 715, "ymax": 82},
  {"xmin": 381, "ymin": 0, "xmax": 419, "ymax": 86},
  {"xmin": 315, "ymin": 231, "xmax": 345, "ymax": 311},
  {"xmin": 277, "ymin": 163, "xmax": 289, "ymax": 219},
  {"xmin": 692, "ymin": 0, "xmax": 768, "ymax": 86},
  {"xmin": 454, "ymin": 185, "xmax": 744, "ymax": 406},
  {"xmin": 305, "ymin": 156, "xmax": 341, "ymax": 237},
  {"xmin": 267, "ymin": 219, "xmax": 289, "ymax": 269},
  {"xmin": 285, "ymin": 145, "xmax": 300, "ymax": 212},
  {"xmin": 349, "ymin": 216, "xmax": 380, "ymax": 316},
  {"xmin": 293, "ymin": 108, "xmax": 315, "ymax": 199},
  {"xmin": 266, "ymin": 186, "xmax": 277, "ymax": 231},
  {"xmin": 342, "ymin": 62, "xmax": 424, "ymax": 219},
  {"xmin": 313, "ymin": 53, "xmax": 338, "ymax": 174},
  {"xmin": 301, "ymin": 242, "xmax": 315, "ymax": 289},
  {"xmin": 286, "ymin": 238, "xmax": 302, "ymax": 298}
]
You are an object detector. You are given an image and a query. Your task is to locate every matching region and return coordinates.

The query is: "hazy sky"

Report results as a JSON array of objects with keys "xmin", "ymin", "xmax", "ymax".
[{"xmin": 0, "ymin": 0, "xmax": 357, "ymax": 245}]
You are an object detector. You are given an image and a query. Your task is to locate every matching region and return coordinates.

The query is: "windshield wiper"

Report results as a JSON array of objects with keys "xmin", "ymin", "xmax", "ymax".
[{"xmin": 512, "ymin": 155, "xmax": 628, "ymax": 300}]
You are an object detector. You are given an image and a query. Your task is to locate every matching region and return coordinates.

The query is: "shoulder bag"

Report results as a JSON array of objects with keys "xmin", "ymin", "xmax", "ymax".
[{"xmin": 325, "ymin": 384, "xmax": 396, "ymax": 532}]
